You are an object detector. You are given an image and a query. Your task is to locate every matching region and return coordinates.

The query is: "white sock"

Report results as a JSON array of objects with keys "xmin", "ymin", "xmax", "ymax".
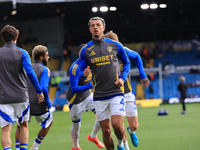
[
  {"xmin": 129, "ymin": 128, "xmax": 135, "ymax": 134},
  {"xmin": 71, "ymin": 122, "xmax": 81, "ymax": 148},
  {"xmin": 117, "ymin": 138, "xmax": 124, "ymax": 147},
  {"xmin": 90, "ymin": 120, "xmax": 101, "ymax": 138},
  {"xmin": 32, "ymin": 142, "xmax": 40, "ymax": 150},
  {"xmin": 124, "ymin": 141, "xmax": 130, "ymax": 150}
]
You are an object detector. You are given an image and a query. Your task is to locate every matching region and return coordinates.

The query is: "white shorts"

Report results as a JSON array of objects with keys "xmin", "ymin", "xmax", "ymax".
[
  {"xmin": 94, "ymin": 96, "xmax": 125, "ymax": 121},
  {"xmin": 69, "ymin": 93, "xmax": 95, "ymax": 122},
  {"xmin": 0, "ymin": 101, "xmax": 30, "ymax": 128},
  {"xmin": 124, "ymin": 92, "xmax": 138, "ymax": 117},
  {"xmin": 29, "ymin": 109, "xmax": 53, "ymax": 128}
]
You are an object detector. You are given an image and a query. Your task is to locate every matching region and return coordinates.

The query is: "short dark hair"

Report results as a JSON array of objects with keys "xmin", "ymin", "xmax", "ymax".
[
  {"xmin": 0, "ymin": 25, "xmax": 19, "ymax": 43},
  {"xmin": 88, "ymin": 17, "xmax": 106, "ymax": 27},
  {"xmin": 32, "ymin": 45, "xmax": 48, "ymax": 61}
]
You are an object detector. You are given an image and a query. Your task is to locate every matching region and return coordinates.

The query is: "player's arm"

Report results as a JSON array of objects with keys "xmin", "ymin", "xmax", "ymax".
[
  {"xmin": 124, "ymin": 47, "xmax": 147, "ymax": 79},
  {"xmin": 124, "ymin": 47, "xmax": 150, "ymax": 88},
  {"xmin": 70, "ymin": 63, "xmax": 93, "ymax": 94},
  {"xmin": 21, "ymin": 50, "xmax": 43, "ymax": 94},
  {"xmin": 78, "ymin": 48, "xmax": 88, "ymax": 78},
  {"xmin": 117, "ymin": 43, "xmax": 130, "ymax": 82},
  {"xmin": 40, "ymin": 67, "xmax": 51, "ymax": 108}
]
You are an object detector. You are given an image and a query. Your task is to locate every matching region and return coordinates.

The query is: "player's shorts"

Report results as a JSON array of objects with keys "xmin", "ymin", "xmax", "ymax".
[
  {"xmin": 94, "ymin": 96, "xmax": 125, "ymax": 121},
  {"xmin": 0, "ymin": 101, "xmax": 30, "ymax": 128},
  {"xmin": 124, "ymin": 92, "xmax": 138, "ymax": 117},
  {"xmin": 29, "ymin": 109, "xmax": 53, "ymax": 128},
  {"xmin": 69, "ymin": 93, "xmax": 95, "ymax": 122}
]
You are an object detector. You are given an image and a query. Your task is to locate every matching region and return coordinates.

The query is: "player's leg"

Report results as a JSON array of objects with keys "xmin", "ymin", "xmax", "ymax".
[
  {"xmin": 127, "ymin": 116, "xmax": 138, "ymax": 133},
  {"xmin": 19, "ymin": 121, "xmax": 29, "ymax": 150},
  {"xmin": 69, "ymin": 101, "xmax": 86, "ymax": 150},
  {"xmin": 126, "ymin": 116, "xmax": 139, "ymax": 147},
  {"xmin": 0, "ymin": 103, "xmax": 24, "ymax": 150},
  {"xmin": 94, "ymin": 100, "xmax": 115, "ymax": 150},
  {"xmin": 1, "ymin": 124, "xmax": 12, "ymax": 150},
  {"xmin": 125, "ymin": 93, "xmax": 139, "ymax": 147},
  {"xmin": 111, "ymin": 115, "xmax": 126, "ymax": 150},
  {"xmin": 15, "ymin": 125, "xmax": 20, "ymax": 150},
  {"xmin": 110, "ymin": 96, "xmax": 126, "ymax": 150},
  {"xmin": 29, "ymin": 110, "xmax": 53, "ymax": 150},
  {"xmin": 99, "ymin": 119, "xmax": 115, "ymax": 150},
  {"xmin": 85, "ymin": 94, "xmax": 105, "ymax": 148},
  {"xmin": 71, "ymin": 120, "xmax": 81, "ymax": 150},
  {"xmin": 181, "ymin": 99, "xmax": 186, "ymax": 114},
  {"xmin": 17, "ymin": 101, "xmax": 30, "ymax": 150},
  {"xmin": 122, "ymin": 132, "xmax": 130, "ymax": 150}
]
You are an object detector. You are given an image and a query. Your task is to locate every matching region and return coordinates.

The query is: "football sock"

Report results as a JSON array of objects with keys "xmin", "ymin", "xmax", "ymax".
[
  {"xmin": 20, "ymin": 143, "xmax": 28, "ymax": 150},
  {"xmin": 124, "ymin": 141, "xmax": 130, "ymax": 150},
  {"xmin": 90, "ymin": 120, "xmax": 101, "ymax": 138},
  {"xmin": 15, "ymin": 140, "xmax": 20, "ymax": 150},
  {"xmin": 71, "ymin": 121, "xmax": 81, "ymax": 149},
  {"xmin": 128, "ymin": 128, "xmax": 135, "ymax": 134},
  {"xmin": 4, "ymin": 147, "xmax": 12, "ymax": 150},
  {"xmin": 32, "ymin": 135, "xmax": 44, "ymax": 149},
  {"xmin": 117, "ymin": 138, "xmax": 124, "ymax": 147}
]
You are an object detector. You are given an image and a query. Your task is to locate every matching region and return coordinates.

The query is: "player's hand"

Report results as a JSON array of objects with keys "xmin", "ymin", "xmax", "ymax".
[
  {"xmin": 83, "ymin": 66, "xmax": 91, "ymax": 77},
  {"xmin": 46, "ymin": 106, "xmax": 51, "ymax": 109},
  {"xmin": 37, "ymin": 93, "xmax": 44, "ymax": 103},
  {"xmin": 141, "ymin": 78, "xmax": 150, "ymax": 88},
  {"xmin": 114, "ymin": 78, "xmax": 124, "ymax": 87}
]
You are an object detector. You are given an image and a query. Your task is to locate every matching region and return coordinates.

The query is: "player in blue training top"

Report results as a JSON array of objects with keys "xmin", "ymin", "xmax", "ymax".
[
  {"xmin": 105, "ymin": 31, "xmax": 150, "ymax": 150},
  {"xmin": 0, "ymin": 25, "xmax": 44, "ymax": 150},
  {"xmin": 79, "ymin": 17, "xmax": 130, "ymax": 150},
  {"xmin": 66, "ymin": 44, "xmax": 105, "ymax": 150},
  {"xmin": 15, "ymin": 45, "xmax": 53, "ymax": 150}
]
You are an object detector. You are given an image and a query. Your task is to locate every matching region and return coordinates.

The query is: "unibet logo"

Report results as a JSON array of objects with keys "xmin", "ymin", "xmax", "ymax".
[{"xmin": 90, "ymin": 51, "xmax": 96, "ymax": 56}]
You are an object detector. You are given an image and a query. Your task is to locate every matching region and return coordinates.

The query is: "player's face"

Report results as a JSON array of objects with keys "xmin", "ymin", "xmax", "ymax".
[
  {"xmin": 89, "ymin": 19, "xmax": 105, "ymax": 40},
  {"xmin": 42, "ymin": 51, "xmax": 50, "ymax": 66}
]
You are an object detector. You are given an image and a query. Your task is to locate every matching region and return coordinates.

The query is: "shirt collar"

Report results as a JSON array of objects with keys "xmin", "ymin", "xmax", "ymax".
[
  {"xmin": 92, "ymin": 36, "xmax": 105, "ymax": 44},
  {"xmin": 6, "ymin": 42, "xmax": 16, "ymax": 46},
  {"xmin": 34, "ymin": 60, "xmax": 43, "ymax": 65}
]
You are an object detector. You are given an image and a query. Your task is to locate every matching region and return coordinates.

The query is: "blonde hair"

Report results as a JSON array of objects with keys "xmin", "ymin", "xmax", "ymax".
[
  {"xmin": 104, "ymin": 30, "xmax": 119, "ymax": 41},
  {"xmin": 32, "ymin": 45, "xmax": 48, "ymax": 60},
  {"xmin": 179, "ymin": 76, "xmax": 185, "ymax": 81}
]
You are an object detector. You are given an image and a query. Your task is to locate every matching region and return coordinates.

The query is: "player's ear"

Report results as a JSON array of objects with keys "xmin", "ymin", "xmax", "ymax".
[
  {"xmin": 103, "ymin": 26, "xmax": 105, "ymax": 31},
  {"xmin": 89, "ymin": 27, "xmax": 92, "ymax": 33},
  {"xmin": 1, "ymin": 37, "xmax": 4, "ymax": 42},
  {"xmin": 39, "ymin": 55, "xmax": 43, "ymax": 61}
]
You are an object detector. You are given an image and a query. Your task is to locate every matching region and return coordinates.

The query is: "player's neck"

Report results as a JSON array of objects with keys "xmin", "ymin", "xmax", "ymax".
[{"xmin": 92, "ymin": 34, "xmax": 104, "ymax": 40}]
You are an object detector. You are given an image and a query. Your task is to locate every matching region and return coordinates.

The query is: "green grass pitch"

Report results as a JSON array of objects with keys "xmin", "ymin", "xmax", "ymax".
[{"xmin": 1, "ymin": 102, "xmax": 200, "ymax": 150}]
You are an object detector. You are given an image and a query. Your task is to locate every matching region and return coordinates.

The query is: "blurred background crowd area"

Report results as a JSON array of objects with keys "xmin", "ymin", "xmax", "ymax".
[{"xmin": 0, "ymin": 0, "xmax": 200, "ymax": 108}]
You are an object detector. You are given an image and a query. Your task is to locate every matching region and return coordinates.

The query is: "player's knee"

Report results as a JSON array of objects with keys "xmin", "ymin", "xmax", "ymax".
[
  {"xmin": 72, "ymin": 121, "xmax": 81, "ymax": 131},
  {"xmin": 102, "ymin": 127, "xmax": 112, "ymax": 137},
  {"xmin": 130, "ymin": 122, "xmax": 138, "ymax": 131},
  {"xmin": 112, "ymin": 123, "xmax": 123, "ymax": 133}
]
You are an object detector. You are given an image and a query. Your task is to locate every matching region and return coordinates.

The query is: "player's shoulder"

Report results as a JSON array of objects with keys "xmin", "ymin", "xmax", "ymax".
[
  {"xmin": 124, "ymin": 47, "xmax": 130, "ymax": 50},
  {"xmin": 70, "ymin": 59, "xmax": 80, "ymax": 75},
  {"xmin": 43, "ymin": 66, "xmax": 51, "ymax": 77},
  {"xmin": 81, "ymin": 41, "xmax": 94, "ymax": 52},
  {"xmin": 124, "ymin": 46, "xmax": 137, "ymax": 53},
  {"xmin": 79, "ymin": 41, "xmax": 95, "ymax": 59},
  {"xmin": 105, "ymin": 37, "xmax": 123, "ymax": 48},
  {"xmin": 124, "ymin": 46, "xmax": 132, "ymax": 52},
  {"xmin": 15, "ymin": 45, "xmax": 30, "ymax": 56}
]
